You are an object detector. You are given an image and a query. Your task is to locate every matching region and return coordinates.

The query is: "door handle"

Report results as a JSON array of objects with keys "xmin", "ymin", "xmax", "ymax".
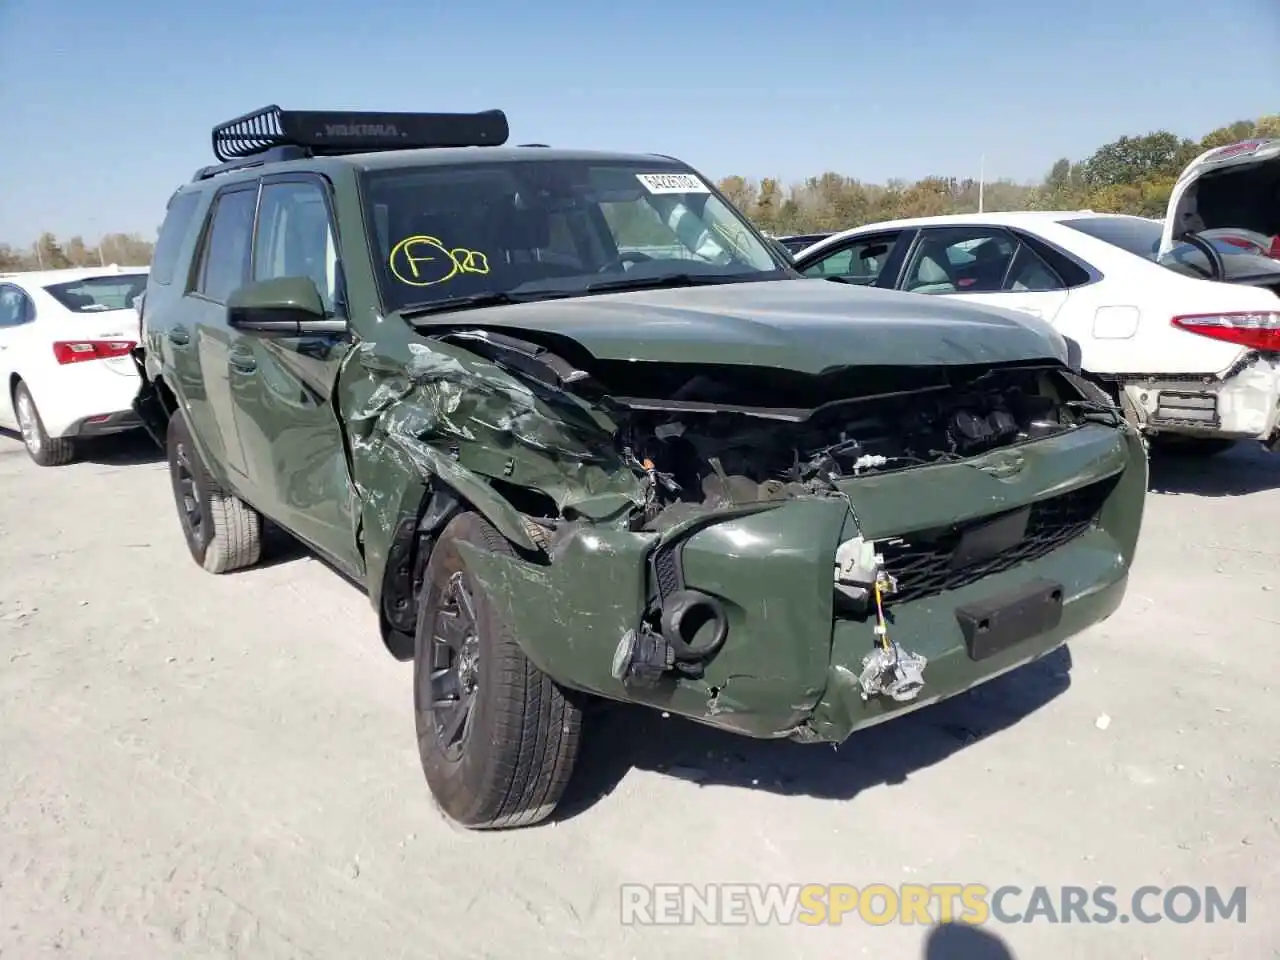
[
  {"xmin": 168, "ymin": 328, "xmax": 191, "ymax": 346},
  {"xmin": 229, "ymin": 357, "xmax": 257, "ymax": 374}
]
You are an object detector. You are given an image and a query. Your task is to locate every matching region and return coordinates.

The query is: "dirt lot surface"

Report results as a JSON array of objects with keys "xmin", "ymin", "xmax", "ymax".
[{"xmin": 1, "ymin": 428, "xmax": 1277, "ymax": 960}]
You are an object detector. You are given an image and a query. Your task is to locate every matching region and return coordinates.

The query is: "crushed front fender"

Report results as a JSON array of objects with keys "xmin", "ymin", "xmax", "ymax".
[{"xmin": 338, "ymin": 335, "xmax": 647, "ymax": 608}]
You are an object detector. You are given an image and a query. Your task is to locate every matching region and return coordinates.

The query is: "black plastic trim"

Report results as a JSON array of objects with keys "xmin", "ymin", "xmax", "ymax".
[{"xmin": 956, "ymin": 577, "xmax": 1064, "ymax": 661}]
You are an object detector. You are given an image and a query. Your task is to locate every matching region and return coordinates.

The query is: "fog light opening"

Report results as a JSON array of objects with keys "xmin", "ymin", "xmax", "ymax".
[{"xmin": 660, "ymin": 589, "xmax": 729, "ymax": 662}]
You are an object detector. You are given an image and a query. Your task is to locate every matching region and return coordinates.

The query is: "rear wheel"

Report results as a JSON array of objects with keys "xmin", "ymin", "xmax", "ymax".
[
  {"xmin": 13, "ymin": 382, "xmax": 75, "ymax": 467},
  {"xmin": 414, "ymin": 511, "xmax": 583, "ymax": 829},
  {"xmin": 166, "ymin": 414, "xmax": 262, "ymax": 573}
]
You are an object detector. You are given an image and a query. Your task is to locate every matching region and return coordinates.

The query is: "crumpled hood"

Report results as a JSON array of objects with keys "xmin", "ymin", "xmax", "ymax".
[
  {"xmin": 1160, "ymin": 138, "xmax": 1280, "ymax": 258},
  {"xmin": 411, "ymin": 278, "xmax": 1065, "ymax": 373}
]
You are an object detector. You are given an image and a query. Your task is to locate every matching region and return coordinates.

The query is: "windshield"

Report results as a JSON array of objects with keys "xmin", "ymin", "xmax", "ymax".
[
  {"xmin": 1061, "ymin": 215, "xmax": 1280, "ymax": 282},
  {"xmin": 43, "ymin": 274, "xmax": 148, "ymax": 313},
  {"xmin": 360, "ymin": 158, "xmax": 788, "ymax": 314}
]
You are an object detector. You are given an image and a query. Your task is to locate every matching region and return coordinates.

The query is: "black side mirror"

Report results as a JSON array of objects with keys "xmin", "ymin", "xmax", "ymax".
[{"xmin": 227, "ymin": 276, "xmax": 347, "ymax": 336}]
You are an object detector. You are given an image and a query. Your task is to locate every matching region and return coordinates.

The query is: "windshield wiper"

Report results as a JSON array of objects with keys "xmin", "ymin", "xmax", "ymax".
[
  {"xmin": 398, "ymin": 290, "xmax": 569, "ymax": 319},
  {"xmin": 583, "ymin": 272, "xmax": 750, "ymax": 295}
]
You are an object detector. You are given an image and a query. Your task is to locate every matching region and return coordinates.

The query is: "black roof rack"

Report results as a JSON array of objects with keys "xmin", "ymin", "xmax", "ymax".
[{"xmin": 193, "ymin": 104, "xmax": 509, "ymax": 180}]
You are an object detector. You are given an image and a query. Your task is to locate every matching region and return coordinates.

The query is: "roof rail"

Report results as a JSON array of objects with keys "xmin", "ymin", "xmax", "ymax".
[{"xmin": 192, "ymin": 104, "xmax": 509, "ymax": 180}]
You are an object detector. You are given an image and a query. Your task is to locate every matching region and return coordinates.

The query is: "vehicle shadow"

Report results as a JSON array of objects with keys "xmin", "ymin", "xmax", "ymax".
[
  {"xmin": 555, "ymin": 645, "xmax": 1072, "ymax": 820},
  {"xmin": 923, "ymin": 922, "xmax": 1018, "ymax": 959},
  {"xmin": 0, "ymin": 427, "xmax": 168, "ymax": 467},
  {"xmin": 74, "ymin": 430, "xmax": 165, "ymax": 466},
  {"xmin": 251, "ymin": 521, "xmax": 314, "ymax": 570},
  {"xmin": 1147, "ymin": 441, "xmax": 1280, "ymax": 497}
]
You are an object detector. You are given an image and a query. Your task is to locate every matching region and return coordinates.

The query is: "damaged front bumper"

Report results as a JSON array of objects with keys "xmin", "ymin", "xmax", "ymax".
[
  {"xmin": 1114, "ymin": 354, "xmax": 1280, "ymax": 443},
  {"xmin": 459, "ymin": 420, "xmax": 1148, "ymax": 744}
]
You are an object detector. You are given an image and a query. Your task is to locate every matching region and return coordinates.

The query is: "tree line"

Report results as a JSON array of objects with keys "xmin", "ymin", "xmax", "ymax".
[
  {"xmin": 2, "ymin": 113, "xmax": 1275, "ymax": 270},
  {"xmin": 0, "ymin": 232, "xmax": 154, "ymax": 272},
  {"xmin": 718, "ymin": 113, "xmax": 1279, "ymax": 237}
]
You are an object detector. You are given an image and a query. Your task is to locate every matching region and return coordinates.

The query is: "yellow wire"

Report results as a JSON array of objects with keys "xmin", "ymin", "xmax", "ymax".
[{"xmin": 873, "ymin": 579, "xmax": 889, "ymax": 649}]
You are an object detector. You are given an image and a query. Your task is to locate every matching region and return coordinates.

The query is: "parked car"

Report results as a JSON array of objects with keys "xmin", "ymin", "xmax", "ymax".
[
  {"xmin": 791, "ymin": 169, "xmax": 1280, "ymax": 457},
  {"xmin": 0, "ymin": 265, "xmax": 150, "ymax": 465},
  {"xmin": 134, "ymin": 104, "xmax": 1147, "ymax": 829}
]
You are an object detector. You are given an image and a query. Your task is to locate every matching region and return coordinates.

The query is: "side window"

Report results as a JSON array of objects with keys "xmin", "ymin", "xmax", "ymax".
[
  {"xmin": 1004, "ymin": 243, "xmax": 1066, "ymax": 292},
  {"xmin": 903, "ymin": 227, "xmax": 1017, "ymax": 294},
  {"xmin": 801, "ymin": 248, "xmax": 854, "ymax": 277},
  {"xmin": 0, "ymin": 286, "xmax": 34, "ymax": 327},
  {"xmin": 151, "ymin": 191, "xmax": 203, "ymax": 286},
  {"xmin": 195, "ymin": 187, "xmax": 258, "ymax": 303},
  {"xmin": 0, "ymin": 285, "xmax": 28, "ymax": 327},
  {"xmin": 253, "ymin": 180, "xmax": 340, "ymax": 313},
  {"xmin": 800, "ymin": 233, "xmax": 902, "ymax": 285},
  {"xmin": 1014, "ymin": 231, "xmax": 1092, "ymax": 288}
]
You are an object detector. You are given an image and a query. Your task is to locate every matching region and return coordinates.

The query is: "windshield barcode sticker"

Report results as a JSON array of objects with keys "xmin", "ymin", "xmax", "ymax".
[{"xmin": 636, "ymin": 173, "xmax": 710, "ymax": 195}]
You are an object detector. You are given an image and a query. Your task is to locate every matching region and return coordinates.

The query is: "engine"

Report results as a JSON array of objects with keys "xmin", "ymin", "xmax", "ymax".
[{"xmin": 621, "ymin": 367, "xmax": 1073, "ymax": 512}]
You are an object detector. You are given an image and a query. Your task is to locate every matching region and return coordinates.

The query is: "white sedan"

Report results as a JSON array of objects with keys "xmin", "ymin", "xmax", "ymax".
[
  {"xmin": 0, "ymin": 266, "xmax": 150, "ymax": 465},
  {"xmin": 791, "ymin": 146, "xmax": 1280, "ymax": 455}
]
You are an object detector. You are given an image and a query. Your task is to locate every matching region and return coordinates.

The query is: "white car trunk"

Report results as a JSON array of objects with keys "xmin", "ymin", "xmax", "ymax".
[{"xmin": 1160, "ymin": 137, "xmax": 1280, "ymax": 268}]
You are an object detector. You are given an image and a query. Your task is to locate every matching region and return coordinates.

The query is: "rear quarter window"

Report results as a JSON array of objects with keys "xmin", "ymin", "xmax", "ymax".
[
  {"xmin": 151, "ymin": 191, "xmax": 203, "ymax": 285},
  {"xmin": 1014, "ymin": 231, "xmax": 1093, "ymax": 287},
  {"xmin": 43, "ymin": 274, "xmax": 150, "ymax": 312}
]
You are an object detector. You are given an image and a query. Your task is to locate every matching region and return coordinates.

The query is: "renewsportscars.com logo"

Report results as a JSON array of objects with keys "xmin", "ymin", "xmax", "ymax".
[{"xmin": 619, "ymin": 883, "xmax": 1248, "ymax": 926}]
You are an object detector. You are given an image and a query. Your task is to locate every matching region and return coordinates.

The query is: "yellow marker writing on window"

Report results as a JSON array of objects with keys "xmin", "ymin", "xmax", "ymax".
[{"xmin": 389, "ymin": 235, "xmax": 491, "ymax": 287}]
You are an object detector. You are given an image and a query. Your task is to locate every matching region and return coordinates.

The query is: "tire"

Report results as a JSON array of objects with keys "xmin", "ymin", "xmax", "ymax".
[
  {"xmin": 414, "ymin": 511, "xmax": 583, "ymax": 829},
  {"xmin": 166, "ymin": 413, "xmax": 262, "ymax": 574},
  {"xmin": 12, "ymin": 382, "xmax": 75, "ymax": 466},
  {"xmin": 1148, "ymin": 435, "xmax": 1237, "ymax": 458}
]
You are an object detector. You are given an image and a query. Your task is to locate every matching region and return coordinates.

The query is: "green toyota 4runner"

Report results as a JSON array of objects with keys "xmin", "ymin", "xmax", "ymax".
[{"xmin": 134, "ymin": 106, "xmax": 1148, "ymax": 829}]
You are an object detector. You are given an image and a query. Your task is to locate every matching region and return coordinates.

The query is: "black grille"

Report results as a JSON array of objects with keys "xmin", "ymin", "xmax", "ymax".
[
  {"xmin": 878, "ymin": 474, "xmax": 1119, "ymax": 606},
  {"xmin": 652, "ymin": 547, "xmax": 682, "ymax": 600}
]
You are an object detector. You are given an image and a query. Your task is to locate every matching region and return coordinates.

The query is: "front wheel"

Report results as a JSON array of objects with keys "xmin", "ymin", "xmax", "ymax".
[{"xmin": 414, "ymin": 511, "xmax": 583, "ymax": 829}]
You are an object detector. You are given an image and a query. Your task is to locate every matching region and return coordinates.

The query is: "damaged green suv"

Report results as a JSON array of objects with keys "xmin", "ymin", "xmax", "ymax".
[{"xmin": 134, "ymin": 106, "xmax": 1148, "ymax": 829}]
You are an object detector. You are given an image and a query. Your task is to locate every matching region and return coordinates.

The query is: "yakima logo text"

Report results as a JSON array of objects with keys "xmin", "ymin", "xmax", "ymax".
[{"xmin": 323, "ymin": 123, "xmax": 402, "ymax": 138}]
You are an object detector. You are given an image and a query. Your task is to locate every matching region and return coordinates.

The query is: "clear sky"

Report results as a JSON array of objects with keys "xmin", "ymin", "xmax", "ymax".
[{"xmin": 1, "ymin": 0, "xmax": 1277, "ymax": 245}]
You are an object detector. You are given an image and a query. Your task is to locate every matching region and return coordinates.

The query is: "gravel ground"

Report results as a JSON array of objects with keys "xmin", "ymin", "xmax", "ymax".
[{"xmin": 1, "ymin": 428, "xmax": 1277, "ymax": 960}]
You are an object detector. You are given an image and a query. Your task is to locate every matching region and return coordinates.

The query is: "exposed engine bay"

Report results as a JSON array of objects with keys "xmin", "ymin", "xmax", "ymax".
[
  {"xmin": 428, "ymin": 328, "xmax": 1115, "ymax": 528},
  {"xmin": 616, "ymin": 365, "xmax": 1094, "ymax": 522}
]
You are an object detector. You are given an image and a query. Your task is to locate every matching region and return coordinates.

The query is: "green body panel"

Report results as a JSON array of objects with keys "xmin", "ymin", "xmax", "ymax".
[
  {"xmin": 835, "ymin": 422, "xmax": 1133, "ymax": 538},
  {"xmin": 456, "ymin": 497, "xmax": 849, "ymax": 737},
  {"xmin": 406, "ymin": 279, "xmax": 1067, "ymax": 371},
  {"xmin": 136, "ymin": 143, "xmax": 1150, "ymax": 742},
  {"xmin": 228, "ymin": 333, "xmax": 361, "ymax": 574},
  {"xmin": 812, "ymin": 534, "xmax": 1130, "ymax": 741}
]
